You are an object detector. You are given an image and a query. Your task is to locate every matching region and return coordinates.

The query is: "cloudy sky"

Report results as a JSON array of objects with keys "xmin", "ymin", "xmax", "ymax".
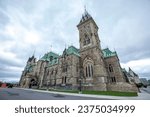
[{"xmin": 0, "ymin": 0, "xmax": 150, "ymax": 82}]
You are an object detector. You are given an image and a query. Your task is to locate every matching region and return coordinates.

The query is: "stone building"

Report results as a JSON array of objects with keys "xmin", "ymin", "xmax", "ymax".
[
  {"xmin": 140, "ymin": 78, "xmax": 149, "ymax": 86},
  {"xmin": 122, "ymin": 67, "xmax": 141, "ymax": 84},
  {"xmin": 19, "ymin": 9, "xmax": 138, "ymax": 92}
]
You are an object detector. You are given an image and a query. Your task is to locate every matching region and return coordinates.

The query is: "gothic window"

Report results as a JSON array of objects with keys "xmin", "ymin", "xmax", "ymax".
[
  {"xmin": 111, "ymin": 77, "xmax": 116, "ymax": 83},
  {"xmin": 88, "ymin": 64, "xmax": 91, "ymax": 77},
  {"xmin": 85, "ymin": 63, "xmax": 93, "ymax": 78},
  {"xmin": 51, "ymin": 70, "xmax": 53, "ymax": 75},
  {"xmin": 86, "ymin": 66, "xmax": 88, "ymax": 77},
  {"xmin": 83, "ymin": 39, "xmax": 86, "ymax": 46},
  {"xmin": 64, "ymin": 77, "xmax": 67, "ymax": 84},
  {"xmin": 86, "ymin": 37, "xmax": 90, "ymax": 44},
  {"xmin": 62, "ymin": 77, "xmax": 67, "ymax": 84},
  {"xmin": 55, "ymin": 69, "xmax": 57, "ymax": 75},
  {"xmin": 91, "ymin": 65, "xmax": 93, "ymax": 76},
  {"xmin": 83, "ymin": 34, "xmax": 90, "ymax": 46},
  {"xmin": 62, "ymin": 64, "xmax": 67, "ymax": 72},
  {"xmin": 54, "ymin": 58, "xmax": 57, "ymax": 63},
  {"xmin": 109, "ymin": 64, "xmax": 113, "ymax": 72}
]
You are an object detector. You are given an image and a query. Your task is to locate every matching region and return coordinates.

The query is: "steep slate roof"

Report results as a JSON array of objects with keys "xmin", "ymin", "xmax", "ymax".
[
  {"xmin": 28, "ymin": 55, "xmax": 35, "ymax": 62},
  {"xmin": 79, "ymin": 9, "xmax": 92, "ymax": 24},
  {"xmin": 40, "ymin": 46, "xmax": 80, "ymax": 67},
  {"xmin": 40, "ymin": 51, "xmax": 59, "ymax": 62},
  {"xmin": 24, "ymin": 64, "xmax": 35, "ymax": 73},
  {"xmin": 66, "ymin": 46, "xmax": 80, "ymax": 56},
  {"xmin": 102, "ymin": 48, "xmax": 117, "ymax": 58},
  {"xmin": 129, "ymin": 67, "xmax": 138, "ymax": 77},
  {"xmin": 122, "ymin": 68, "xmax": 132, "ymax": 77}
]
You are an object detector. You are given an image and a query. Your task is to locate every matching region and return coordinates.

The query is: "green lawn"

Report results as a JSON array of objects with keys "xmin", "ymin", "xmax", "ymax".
[
  {"xmin": 39, "ymin": 88, "xmax": 138, "ymax": 97},
  {"xmin": 82, "ymin": 90, "xmax": 138, "ymax": 97}
]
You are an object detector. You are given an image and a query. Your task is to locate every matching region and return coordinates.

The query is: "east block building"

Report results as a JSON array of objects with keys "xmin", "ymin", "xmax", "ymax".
[{"xmin": 19, "ymin": 10, "xmax": 138, "ymax": 92}]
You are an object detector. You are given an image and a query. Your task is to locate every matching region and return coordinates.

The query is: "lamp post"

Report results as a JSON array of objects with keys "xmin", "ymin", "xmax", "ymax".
[
  {"xmin": 47, "ymin": 80, "xmax": 50, "ymax": 91},
  {"xmin": 79, "ymin": 69, "xmax": 83, "ymax": 94},
  {"xmin": 78, "ymin": 78, "xmax": 82, "ymax": 94}
]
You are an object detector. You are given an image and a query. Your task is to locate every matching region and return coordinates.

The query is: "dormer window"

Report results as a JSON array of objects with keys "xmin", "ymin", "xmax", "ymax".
[{"xmin": 50, "ymin": 56, "xmax": 53, "ymax": 61}]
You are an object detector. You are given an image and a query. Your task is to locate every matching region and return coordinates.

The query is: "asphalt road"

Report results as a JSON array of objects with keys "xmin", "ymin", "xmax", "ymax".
[
  {"xmin": 141, "ymin": 86, "xmax": 150, "ymax": 94},
  {"xmin": 0, "ymin": 88, "xmax": 110, "ymax": 100}
]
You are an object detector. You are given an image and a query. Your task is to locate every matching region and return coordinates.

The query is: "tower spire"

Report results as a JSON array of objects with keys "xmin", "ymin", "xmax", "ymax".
[
  {"xmin": 33, "ymin": 49, "xmax": 36, "ymax": 57},
  {"xmin": 84, "ymin": 5, "xmax": 86, "ymax": 13},
  {"xmin": 78, "ymin": 5, "xmax": 91, "ymax": 24},
  {"xmin": 50, "ymin": 45, "xmax": 52, "ymax": 52}
]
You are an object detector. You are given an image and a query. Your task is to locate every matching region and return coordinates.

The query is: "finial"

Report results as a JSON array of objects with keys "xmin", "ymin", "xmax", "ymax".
[
  {"xmin": 33, "ymin": 49, "xmax": 36, "ymax": 57},
  {"xmin": 65, "ymin": 43, "xmax": 67, "ymax": 49},
  {"xmin": 84, "ymin": 5, "xmax": 86, "ymax": 12},
  {"xmin": 50, "ymin": 45, "xmax": 52, "ymax": 52}
]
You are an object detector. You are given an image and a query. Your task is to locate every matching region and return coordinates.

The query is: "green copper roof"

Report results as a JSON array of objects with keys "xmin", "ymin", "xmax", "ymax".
[
  {"xmin": 24, "ymin": 64, "xmax": 35, "ymax": 73},
  {"xmin": 102, "ymin": 48, "xmax": 117, "ymax": 58},
  {"xmin": 40, "ymin": 46, "xmax": 80, "ymax": 67},
  {"xmin": 66, "ymin": 46, "xmax": 80, "ymax": 56},
  {"xmin": 48, "ymin": 58, "xmax": 59, "ymax": 67},
  {"xmin": 40, "ymin": 51, "xmax": 59, "ymax": 67},
  {"xmin": 40, "ymin": 51, "xmax": 59, "ymax": 62}
]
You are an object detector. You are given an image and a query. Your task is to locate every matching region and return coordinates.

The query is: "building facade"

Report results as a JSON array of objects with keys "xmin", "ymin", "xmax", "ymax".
[
  {"xmin": 19, "ymin": 10, "xmax": 138, "ymax": 92},
  {"xmin": 122, "ymin": 67, "xmax": 141, "ymax": 84}
]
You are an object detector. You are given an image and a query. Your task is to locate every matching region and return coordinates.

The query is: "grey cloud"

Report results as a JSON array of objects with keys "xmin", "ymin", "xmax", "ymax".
[{"xmin": 0, "ymin": 0, "xmax": 150, "ymax": 82}]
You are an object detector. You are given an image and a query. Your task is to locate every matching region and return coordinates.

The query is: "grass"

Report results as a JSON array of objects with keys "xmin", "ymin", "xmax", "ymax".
[
  {"xmin": 82, "ymin": 90, "xmax": 138, "ymax": 97},
  {"xmin": 38, "ymin": 88, "xmax": 138, "ymax": 97}
]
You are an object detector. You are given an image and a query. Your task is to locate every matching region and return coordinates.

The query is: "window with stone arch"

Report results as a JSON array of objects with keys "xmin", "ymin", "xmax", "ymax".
[
  {"xmin": 109, "ymin": 64, "xmax": 113, "ymax": 72},
  {"xmin": 83, "ymin": 34, "xmax": 90, "ymax": 46},
  {"xmin": 83, "ymin": 57, "xmax": 94, "ymax": 78}
]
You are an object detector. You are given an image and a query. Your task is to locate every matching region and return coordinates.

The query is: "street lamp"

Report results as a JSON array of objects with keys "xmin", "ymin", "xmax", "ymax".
[
  {"xmin": 78, "ymin": 78, "xmax": 82, "ymax": 94},
  {"xmin": 47, "ymin": 80, "xmax": 50, "ymax": 91}
]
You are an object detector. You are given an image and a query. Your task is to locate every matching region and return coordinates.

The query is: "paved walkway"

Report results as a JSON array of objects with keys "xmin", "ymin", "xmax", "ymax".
[{"xmin": 17, "ymin": 88, "xmax": 150, "ymax": 100}]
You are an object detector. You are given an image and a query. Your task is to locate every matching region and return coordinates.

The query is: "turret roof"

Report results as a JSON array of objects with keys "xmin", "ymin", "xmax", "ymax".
[
  {"xmin": 66, "ymin": 46, "xmax": 80, "ymax": 56},
  {"xmin": 102, "ymin": 48, "xmax": 117, "ymax": 58},
  {"xmin": 40, "ymin": 51, "xmax": 59, "ymax": 61},
  {"xmin": 79, "ymin": 9, "xmax": 92, "ymax": 23}
]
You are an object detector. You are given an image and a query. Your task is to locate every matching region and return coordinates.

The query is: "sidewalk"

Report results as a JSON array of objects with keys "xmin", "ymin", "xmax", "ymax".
[{"xmin": 16, "ymin": 88, "xmax": 150, "ymax": 100}]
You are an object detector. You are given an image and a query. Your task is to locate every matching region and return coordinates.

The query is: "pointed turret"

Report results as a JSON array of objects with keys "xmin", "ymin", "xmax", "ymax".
[
  {"xmin": 27, "ymin": 55, "xmax": 35, "ymax": 62},
  {"xmin": 79, "ymin": 7, "xmax": 92, "ymax": 24}
]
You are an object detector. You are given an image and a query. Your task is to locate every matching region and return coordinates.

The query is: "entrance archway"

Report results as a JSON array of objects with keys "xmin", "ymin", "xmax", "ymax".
[{"xmin": 29, "ymin": 78, "xmax": 38, "ymax": 88}]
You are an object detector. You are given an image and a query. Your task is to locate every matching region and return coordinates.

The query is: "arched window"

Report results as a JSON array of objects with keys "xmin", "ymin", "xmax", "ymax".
[
  {"xmin": 64, "ymin": 77, "xmax": 67, "ymax": 84},
  {"xmin": 88, "ymin": 64, "xmax": 91, "ymax": 77},
  {"xmin": 55, "ymin": 69, "xmax": 57, "ymax": 75},
  {"xmin": 62, "ymin": 76, "xmax": 67, "ymax": 84},
  {"xmin": 111, "ymin": 77, "xmax": 116, "ymax": 83},
  {"xmin": 50, "ymin": 56, "xmax": 53, "ymax": 61},
  {"xmin": 109, "ymin": 64, "xmax": 113, "ymax": 72},
  {"xmin": 85, "ymin": 63, "xmax": 93, "ymax": 78},
  {"xmin": 91, "ymin": 65, "xmax": 93, "ymax": 76},
  {"xmin": 83, "ymin": 34, "xmax": 90, "ymax": 46},
  {"xmin": 86, "ymin": 66, "xmax": 88, "ymax": 77},
  {"xmin": 51, "ymin": 70, "xmax": 53, "ymax": 75},
  {"xmin": 62, "ymin": 64, "xmax": 67, "ymax": 72}
]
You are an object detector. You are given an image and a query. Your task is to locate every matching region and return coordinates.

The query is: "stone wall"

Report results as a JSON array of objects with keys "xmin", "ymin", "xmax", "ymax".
[
  {"xmin": 107, "ymin": 82, "xmax": 139, "ymax": 92},
  {"xmin": 104, "ymin": 56, "xmax": 125, "ymax": 82}
]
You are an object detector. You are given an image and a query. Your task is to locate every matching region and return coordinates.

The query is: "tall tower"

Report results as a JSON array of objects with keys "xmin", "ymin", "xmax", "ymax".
[{"xmin": 77, "ymin": 9, "xmax": 108, "ymax": 91}]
